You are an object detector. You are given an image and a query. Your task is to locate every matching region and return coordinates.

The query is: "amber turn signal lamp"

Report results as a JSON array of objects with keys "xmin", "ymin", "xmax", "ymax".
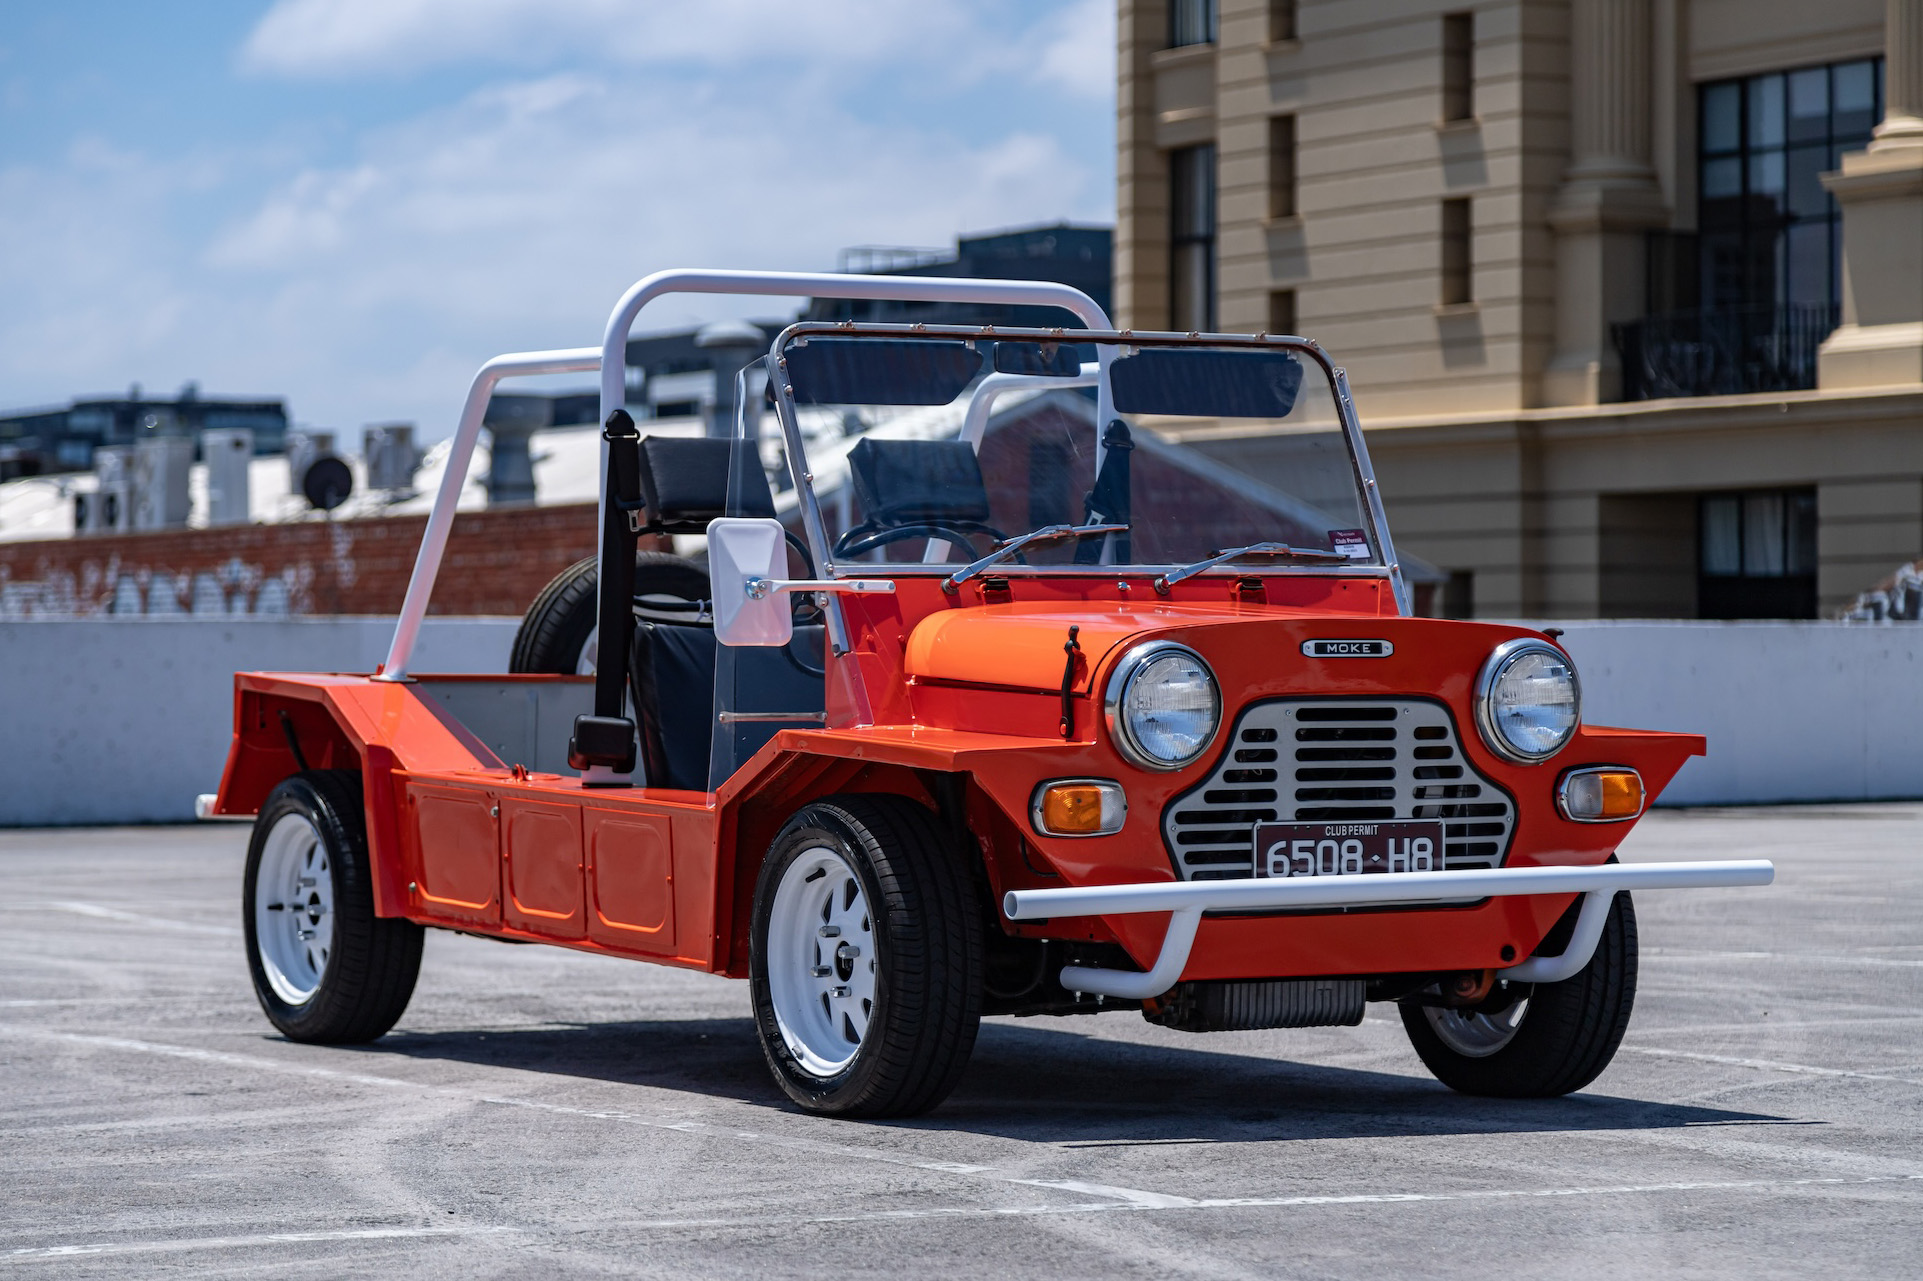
[
  {"xmin": 1030, "ymin": 779, "xmax": 1127, "ymax": 837},
  {"xmin": 1558, "ymin": 768, "xmax": 1644, "ymax": 822}
]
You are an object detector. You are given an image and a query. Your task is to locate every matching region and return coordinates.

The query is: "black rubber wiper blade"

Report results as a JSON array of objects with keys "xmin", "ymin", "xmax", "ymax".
[
  {"xmin": 1155, "ymin": 541, "xmax": 1350, "ymax": 592},
  {"xmin": 944, "ymin": 522, "xmax": 1129, "ymax": 591}
]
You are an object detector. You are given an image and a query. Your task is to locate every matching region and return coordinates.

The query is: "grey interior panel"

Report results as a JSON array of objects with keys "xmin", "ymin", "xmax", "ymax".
[{"xmin": 415, "ymin": 679, "xmax": 595, "ymax": 776}]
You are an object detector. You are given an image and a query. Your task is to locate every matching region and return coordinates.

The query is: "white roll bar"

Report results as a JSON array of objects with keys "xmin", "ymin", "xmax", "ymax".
[
  {"xmin": 1002, "ymin": 859, "xmax": 1776, "ymax": 1000},
  {"xmin": 958, "ymin": 361, "xmax": 1101, "ymax": 449},
  {"xmin": 376, "ymin": 270, "xmax": 1112, "ymax": 683},
  {"xmin": 377, "ymin": 347, "xmax": 600, "ymax": 681}
]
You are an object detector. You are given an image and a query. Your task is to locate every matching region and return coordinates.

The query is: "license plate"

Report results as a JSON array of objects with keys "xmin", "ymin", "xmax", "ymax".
[{"xmin": 1252, "ymin": 820, "xmax": 1445, "ymax": 878}]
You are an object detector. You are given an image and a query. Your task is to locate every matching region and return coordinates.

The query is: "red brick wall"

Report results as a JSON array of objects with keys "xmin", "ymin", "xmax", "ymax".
[{"xmin": 0, "ymin": 504, "xmax": 602, "ymax": 618}]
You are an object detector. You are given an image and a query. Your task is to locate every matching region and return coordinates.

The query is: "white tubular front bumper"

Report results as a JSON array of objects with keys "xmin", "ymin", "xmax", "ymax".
[{"xmin": 1001, "ymin": 859, "xmax": 1776, "ymax": 1000}]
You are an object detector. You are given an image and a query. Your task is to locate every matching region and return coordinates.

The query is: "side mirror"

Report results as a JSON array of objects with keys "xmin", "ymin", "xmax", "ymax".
[
  {"xmin": 706, "ymin": 517, "xmax": 897, "ymax": 648},
  {"xmin": 708, "ymin": 518, "xmax": 794, "ymax": 647}
]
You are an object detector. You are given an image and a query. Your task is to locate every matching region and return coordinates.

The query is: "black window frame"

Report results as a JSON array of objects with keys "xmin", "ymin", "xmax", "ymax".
[
  {"xmin": 1441, "ymin": 12, "xmax": 1474, "ymax": 122},
  {"xmin": 1170, "ymin": 143, "xmax": 1219, "ymax": 332},
  {"xmin": 1697, "ymin": 59, "xmax": 1883, "ymax": 314},
  {"xmin": 1697, "ymin": 487, "xmax": 1818, "ymax": 619},
  {"xmin": 1168, "ymin": 0, "xmax": 1217, "ymax": 48}
]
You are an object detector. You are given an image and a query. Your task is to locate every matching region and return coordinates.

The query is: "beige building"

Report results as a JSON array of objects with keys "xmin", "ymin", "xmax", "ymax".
[{"xmin": 1116, "ymin": 0, "xmax": 1923, "ymax": 617}]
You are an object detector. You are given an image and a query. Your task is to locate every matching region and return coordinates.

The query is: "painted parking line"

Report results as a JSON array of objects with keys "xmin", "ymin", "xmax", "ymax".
[
  {"xmin": 5, "ymin": 1226, "xmax": 518, "ymax": 1263},
  {"xmin": 1623, "ymin": 1045, "xmax": 1923, "ymax": 1088},
  {"xmin": 10, "ymin": 902, "xmax": 241, "ymax": 938},
  {"xmin": 9, "ymin": 1175, "xmax": 1923, "ymax": 1260},
  {"xmin": 1644, "ymin": 948, "xmax": 1923, "ymax": 969},
  {"xmin": 10, "ymin": 1024, "xmax": 1923, "ymax": 1247}
]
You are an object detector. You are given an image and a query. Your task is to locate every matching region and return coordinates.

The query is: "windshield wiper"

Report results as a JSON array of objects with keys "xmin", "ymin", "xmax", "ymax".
[
  {"xmin": 944, "ymin": 523, "xmax": 1130, "ymax": 592},
  {"xmin": 1154, "ymin": 541, "xmax": 1351, "ymax": 593}
]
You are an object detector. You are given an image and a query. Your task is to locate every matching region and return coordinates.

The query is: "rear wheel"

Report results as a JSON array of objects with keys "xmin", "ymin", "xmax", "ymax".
[
  {"xmin": 750, "ymin": 796, "xmax": 983, "ymax": 1117},
  {"xmin": 243, "ymin": 771, "xmax": 422, "ymax": 1043},
  {"xmin": 509, "ymin": 551, "xmax": 709, "ymax": 675},
  {"xmin": 1399, "ymin": 891, "xmax": 1639, "ymax": 1097}
]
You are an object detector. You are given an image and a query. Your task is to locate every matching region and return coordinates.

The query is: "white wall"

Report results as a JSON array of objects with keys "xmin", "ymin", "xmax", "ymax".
[
  {"xmin": 1, "ymin": 619, "xmax": 1916, "ymax": 826},
  {"xmin": 0, "ymin": 618, "xmax": 518, "ymax": 826},
  {"xmin": 1549, "ymin": 622, "xmax": 1923, "ymax": 807}
]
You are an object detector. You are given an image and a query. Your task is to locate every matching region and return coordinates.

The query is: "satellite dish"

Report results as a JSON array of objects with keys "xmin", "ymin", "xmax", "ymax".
[{"xmin": 301, "ymin": 455, "xmax": 353, "ymax": 512}]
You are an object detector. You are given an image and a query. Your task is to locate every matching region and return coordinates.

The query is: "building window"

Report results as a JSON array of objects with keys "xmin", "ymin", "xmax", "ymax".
[
  {"xmin": 1440, "ymin": 198, "xmax": 1472, "ymax": 305},
  {"xmin": 1268, "ymin": 115, "xmax": 1297, "ymax": 219},
  {"xmin": 1171, "ymin": 144, "xmax": 1218, "ymax": 331},
  {"xmin": 1699, "ymin": 59, "xmax": 1882, "ymax": 315},
  {"xmin": 1268, "ymin": 289, "xmax": 1297, "ymax": 336},
  {"xmin": 1698, "ymin": 488, "xmax": 1817, "ymax": 618},
  {"xmin": 1268, "ymin": 0, "xmax": 1297, "ymax": 42},
  {"xmin": 1442, "ymin": 13, "xmax": 1474, "ymax": 122},
  {"xmin": 1443, "ymin": 570, "xmax": 1475, "ymax": 620},
  {"xmin": 1169, "ymin": 0, "xmax": 1216, "ymax": 48}
]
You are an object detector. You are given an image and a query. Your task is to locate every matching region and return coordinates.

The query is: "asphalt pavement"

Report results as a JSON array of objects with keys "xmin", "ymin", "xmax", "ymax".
[{"xmin": 1, "ymin": 806, "xmax": 1919, "ymax": 1278}]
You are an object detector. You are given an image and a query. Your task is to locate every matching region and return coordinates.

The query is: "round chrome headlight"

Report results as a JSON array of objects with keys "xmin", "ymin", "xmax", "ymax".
[
  {"xmin": 1475, "ymin": 638, "xmax": 1580, "ymax": 763},
  {"xmin": 1105, "ymin": 643, "xmax": 1221, "ymax": 770}
]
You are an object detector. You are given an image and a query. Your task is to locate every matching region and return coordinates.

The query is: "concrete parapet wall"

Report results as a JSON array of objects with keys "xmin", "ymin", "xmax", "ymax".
[
  {"xmin": 0, "ymin": 618, "xmax": 518, "ymax": 826},
  {"xmin": 1550, "ymin": 620, "xmax": 1923, "ymax": 807},
  {"xmin": 0, "ymin": 618, "xmax": 1915, "ymax": 826}
]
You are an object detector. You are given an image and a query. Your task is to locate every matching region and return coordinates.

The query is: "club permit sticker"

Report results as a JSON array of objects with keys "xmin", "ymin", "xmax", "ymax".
[{"xmin": 1328, "ymin": 529, "xmax": 1371, "ymax": 559}]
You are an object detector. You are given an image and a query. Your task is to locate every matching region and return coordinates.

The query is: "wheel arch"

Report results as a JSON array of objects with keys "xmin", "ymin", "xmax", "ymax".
[
  {"xmin": 716, "ymin": 753, "xmax": 1012, "ymax": 979},
  {"xmin": 211, "ymin": 680, "xmax": 414, "ymax": 918}
]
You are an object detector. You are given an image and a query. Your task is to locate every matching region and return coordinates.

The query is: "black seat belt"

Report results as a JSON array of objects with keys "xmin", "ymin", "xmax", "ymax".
[{"xmin": 569, "ymin": 409, "xmax": 647, "ymax": 781}]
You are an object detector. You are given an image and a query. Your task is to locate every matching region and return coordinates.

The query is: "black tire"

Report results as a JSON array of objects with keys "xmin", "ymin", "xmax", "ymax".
[
  {"xmin": 243, "ymin": 771, "xmax": 423, "ymax": 1043},
  {"xmin": 750, "ymin": 795, "xmax": 984, "ymax": 1117},
  {"xmin": 509, "ymin": 551, "xmax": 709, "ymax": 674},
  {"xmin": 1399, "ymin": 891, "xmax": 1639, "ymax": 1097}
]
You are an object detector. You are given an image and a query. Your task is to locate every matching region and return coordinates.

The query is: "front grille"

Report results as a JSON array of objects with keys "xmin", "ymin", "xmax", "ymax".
[{"xmin": 1162, "ymin": 698, "xmax": 1515, "ymax": 881}]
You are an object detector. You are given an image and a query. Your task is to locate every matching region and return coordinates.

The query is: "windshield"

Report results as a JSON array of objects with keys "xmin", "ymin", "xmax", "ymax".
[{"xmin": 754, "ymin": 325, "xmax": 1384, "ymax": 579}]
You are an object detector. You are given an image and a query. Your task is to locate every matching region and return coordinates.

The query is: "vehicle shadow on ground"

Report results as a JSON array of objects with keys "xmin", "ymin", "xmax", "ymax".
[{"xmin": 363, "ymin": 1014, "xmax": 1792, "ymax": 1143}]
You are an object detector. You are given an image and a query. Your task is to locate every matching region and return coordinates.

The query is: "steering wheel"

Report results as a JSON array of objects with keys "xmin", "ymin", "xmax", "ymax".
[{"xmin": 834, "ymin": 522, "xmax": 1005, "ymax": 562}]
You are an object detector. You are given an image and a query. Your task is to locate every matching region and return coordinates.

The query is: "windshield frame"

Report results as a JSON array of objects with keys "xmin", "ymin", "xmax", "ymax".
[{"xmin": 762, "ymin": 320, "xmax": 1407, "ymax": 612}]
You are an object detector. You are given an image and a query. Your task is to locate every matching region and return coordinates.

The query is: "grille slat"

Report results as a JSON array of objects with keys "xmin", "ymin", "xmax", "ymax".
[{"xmin": 1162, "ymin": 699, "xmax": 1516, "ymax": 880}]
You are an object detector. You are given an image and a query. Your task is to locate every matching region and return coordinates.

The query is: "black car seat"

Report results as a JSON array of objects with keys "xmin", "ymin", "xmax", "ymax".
[
  {"xmin": 833, "ymin": 437, "xmax": 1003, "ymax": 558},
  {"xmin": 629, "ymin": 622, "xmax": 825, "ymax": 792},
  {"xmin": 625, "ymin": 436, "xmax": 826, "ymax": 791}
]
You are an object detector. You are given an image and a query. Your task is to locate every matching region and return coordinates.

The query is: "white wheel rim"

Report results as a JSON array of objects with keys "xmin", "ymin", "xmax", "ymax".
[
  {"xmin": 255, "ymin": 812, "xmax": 335, "ymax": 1005},
  {"xmin": 1424, "ymin": 994, "xmax": 1529, "ymax": 1058},
  {"xmin": 766, "ymin": 846, "xmax": 876, "ymax": 1078}
]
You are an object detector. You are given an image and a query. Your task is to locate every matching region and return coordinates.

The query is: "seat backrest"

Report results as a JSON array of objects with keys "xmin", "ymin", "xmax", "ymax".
[
  {"xmin": 629, "ymin": 622, "xmax": 718, "ymax": 791},
  {"xmin": 846, "ymin": 437, "xmax": 993, "ymax": 526},
  {"xmin": 630, "ymin": 621, "xmax": 826, "ymax": 791},
  {"xmin": 635, "ymin": 436, "xmax": 776, "ymax": 534}
]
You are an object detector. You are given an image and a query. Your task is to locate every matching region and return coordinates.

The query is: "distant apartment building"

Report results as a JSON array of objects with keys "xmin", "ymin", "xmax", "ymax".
[
  {"xmin": 808, "ymin": 223, "xmax": 1113, "ymax": 326},
  {"xmin": 0, "ymin": 386, "xmax": 287, "ymax": 480},
  {"xmin": 1117, "ymin": 0, "xmax": 1923, "ymax": 617}
]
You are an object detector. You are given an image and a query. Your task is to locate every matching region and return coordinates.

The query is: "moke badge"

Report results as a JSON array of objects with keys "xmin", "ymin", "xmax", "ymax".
[{"xmin": 1302, "ymin": 638, "xmax": 1393, "ymax": 658}]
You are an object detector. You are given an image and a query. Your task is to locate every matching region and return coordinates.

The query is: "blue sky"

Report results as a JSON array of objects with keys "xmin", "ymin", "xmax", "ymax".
[{"xmin": 0, "ymin": 0, "xmax": 1115, "ymax": 436}]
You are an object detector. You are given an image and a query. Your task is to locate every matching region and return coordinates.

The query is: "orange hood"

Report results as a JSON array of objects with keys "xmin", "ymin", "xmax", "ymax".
[{"xmin": 904, "ymin": 601, "xmax": 1281, "ymax": 693}]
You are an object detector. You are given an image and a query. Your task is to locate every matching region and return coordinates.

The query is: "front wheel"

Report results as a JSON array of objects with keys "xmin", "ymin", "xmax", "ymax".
[
  {"xmin": 243, "ymin": 771, "xmax": 423, "ymax": 1043},
  {"xmin": 750, "ymin": 796, "xmax": 983, "ymax": 1117},
  {"xmin": 1399, "ymin": 891, "xmax": 1638, "ymax": 1097}
]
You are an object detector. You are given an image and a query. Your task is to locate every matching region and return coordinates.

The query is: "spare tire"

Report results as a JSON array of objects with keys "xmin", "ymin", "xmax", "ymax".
[{"xmin": 510, "ymin": 551, "xmax": 709, "ymax": 675}]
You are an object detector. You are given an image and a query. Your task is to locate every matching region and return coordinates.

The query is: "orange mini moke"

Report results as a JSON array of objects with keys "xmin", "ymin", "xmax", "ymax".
[{"xmin": 203, "ymin": 269, "xmax": 1772, "ymax": 1117}]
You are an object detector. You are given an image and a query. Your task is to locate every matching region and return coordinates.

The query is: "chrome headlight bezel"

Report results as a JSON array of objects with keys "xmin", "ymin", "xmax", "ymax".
[
  {"xmin": 1474, "ymin": 638, "xmax": 1581, "ymax": 764},
  {"xmin": 1103, "ymin": 642, "xmax": 1222, "ymax": 771}
]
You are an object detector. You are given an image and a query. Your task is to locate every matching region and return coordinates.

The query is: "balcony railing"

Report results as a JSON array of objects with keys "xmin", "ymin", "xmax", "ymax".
[{"xmin": 1611, "ymin": 304, "xmax": 1839, "ymax": 401}]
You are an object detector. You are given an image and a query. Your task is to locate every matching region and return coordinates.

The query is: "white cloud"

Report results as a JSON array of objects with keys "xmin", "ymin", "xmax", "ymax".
[
  {"xmin": 245, "ymin": 0, "xmax": 989, "ymax": 82},
  {"xmin": 1033, "ymin": 0, "xmax": 1117, "ymax": 101},
  {"xmin": 0, "ymin": 2, "xmax": 1113, "ymax": 441}
]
